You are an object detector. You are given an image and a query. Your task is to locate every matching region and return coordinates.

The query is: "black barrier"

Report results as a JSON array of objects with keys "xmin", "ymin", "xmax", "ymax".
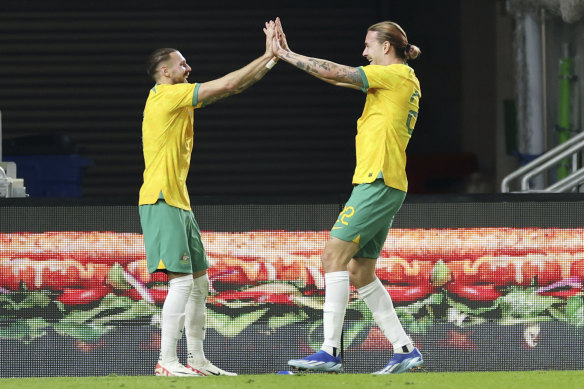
[{"xmin": 1, "ymin": 194, "xmax": 584, "ymax": 376}]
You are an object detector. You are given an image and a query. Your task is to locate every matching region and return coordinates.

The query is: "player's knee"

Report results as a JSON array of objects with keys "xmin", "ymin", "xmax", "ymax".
[
  {"xmin": 321, "ymin": 250, "xmax": 347, "ymax": 272},
  {"xmin": 321, "ymin": 240, "xmax": 357, "ymax": 272}
]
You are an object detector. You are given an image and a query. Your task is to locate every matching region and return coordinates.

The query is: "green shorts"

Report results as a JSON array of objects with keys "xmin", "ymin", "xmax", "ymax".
[
  {"xmin": 139, "ymin": 200, "xmax": 209, "ymax": 274},
  {"xmin": 331, "ymin": 179, "xmax": 406, "ymax": 259}
]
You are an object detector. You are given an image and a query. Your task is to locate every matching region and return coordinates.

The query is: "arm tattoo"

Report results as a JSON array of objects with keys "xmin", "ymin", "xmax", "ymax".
[
  {"xmin": 308, "ymin": 58, "xmax": 331, "ymax": 72},
  {"xmin": 337, "ymin": 67, "xmax": 362, "ymax": 84},
  {"xmin": 295, "ymin": 60, "xmax": 309, "ymax": 72},
  {"xmin": 286, "ymin": 52, "xmax": 362, "ymax": 87}
]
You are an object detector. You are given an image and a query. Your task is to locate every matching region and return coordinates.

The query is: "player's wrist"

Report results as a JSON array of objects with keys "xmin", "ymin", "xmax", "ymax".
[{"xmin": 265, "ymin": 57, "xmax": 277, "ymax": 70}]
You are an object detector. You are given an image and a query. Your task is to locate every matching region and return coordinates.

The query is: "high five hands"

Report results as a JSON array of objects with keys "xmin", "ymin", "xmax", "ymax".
[
  {"xmin": 263, "ymin": 17, "xmax": 290, "ymax": 59},
  {"xmin": 273, "ymin": 17, "xmax": 290, "ymax": 58}
]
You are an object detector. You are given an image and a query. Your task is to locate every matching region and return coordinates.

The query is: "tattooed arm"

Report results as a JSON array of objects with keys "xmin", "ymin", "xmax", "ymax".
[
  {"xmin": 313, "ymin": 74, "xmax": 363, "ymax": 90},
  {"xmin": 278, "ymin": 51, "xmax": 363, "ymax": 90}
]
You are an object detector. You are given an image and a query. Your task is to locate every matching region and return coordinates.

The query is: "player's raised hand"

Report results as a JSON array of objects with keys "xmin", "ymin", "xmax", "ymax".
[
  {"xmin": 263, "ymin": 20, "xmax": 277, "ymax": 57},
  {"xmin": 275, "ymin": 17, "xmax": 291, "ymax": 52}
]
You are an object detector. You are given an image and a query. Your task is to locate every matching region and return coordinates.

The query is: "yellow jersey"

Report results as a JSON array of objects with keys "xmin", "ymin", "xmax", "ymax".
[
  {"xmin": 139, "ymin": 83, "xmax": 203, "ymax": 210},
  {"xmin": 354, "ymin": 64, "xmax": 421, "ymax": 192}
]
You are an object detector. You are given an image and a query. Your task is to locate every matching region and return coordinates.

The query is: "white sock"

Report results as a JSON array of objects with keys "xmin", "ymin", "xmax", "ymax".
[
  {"xmin": 159, "ymin": 275, "xmax": 193, "ymax": 364},
  {"xmin": 358, "ymin": 278, "xmax": 413, "ymax": 353},
  {"xmin": 185, "ymin": 274, "xmax": 209, "ymax": 365},
  {"xmin": 320, "ymin": 271, "xmax": 349, "ymax": 356}
]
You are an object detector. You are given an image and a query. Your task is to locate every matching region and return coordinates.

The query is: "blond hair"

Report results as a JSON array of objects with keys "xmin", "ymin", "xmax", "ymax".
[{"xmin": 368, "ymin": 21, "xmax": 421, "ymax": 61}]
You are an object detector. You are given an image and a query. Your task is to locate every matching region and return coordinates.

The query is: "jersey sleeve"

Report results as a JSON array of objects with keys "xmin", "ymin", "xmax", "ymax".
[
  {"xmin": 359, "ymin": 65, "xmax": 402, "ymax": 92},
  {"xmin": 165, "ymin": 83, "xmax": 203, "ymax": 110}
]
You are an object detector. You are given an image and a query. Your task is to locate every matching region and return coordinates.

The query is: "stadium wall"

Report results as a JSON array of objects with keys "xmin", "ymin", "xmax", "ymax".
[{"xmin": 1, "ymin": 194, "xmax": 584, "ymax": 376}]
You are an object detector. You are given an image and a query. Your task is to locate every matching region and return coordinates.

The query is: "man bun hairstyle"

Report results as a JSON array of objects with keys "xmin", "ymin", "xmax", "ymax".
[
  {"xmin": 146, "ymin": 48, "xmax": 178, "ymax": 80},
  {"xmin": 368, "ymin": 21, "xmax": 421, "ymax": 61}
]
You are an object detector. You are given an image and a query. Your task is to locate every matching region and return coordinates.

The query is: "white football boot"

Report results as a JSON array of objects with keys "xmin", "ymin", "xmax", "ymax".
[
  {"xmin": 186, "ymin": 359, "xmax": 237, "ymax": 376},
  {"xmin": 155, "ymin": 361, "xmax": 204, "ymax": 377}
]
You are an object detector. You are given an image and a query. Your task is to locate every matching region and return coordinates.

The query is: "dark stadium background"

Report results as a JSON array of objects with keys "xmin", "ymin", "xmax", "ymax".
[{"xmin": 0, "ymin": 0, "xmax": 498, "ymax": 198}]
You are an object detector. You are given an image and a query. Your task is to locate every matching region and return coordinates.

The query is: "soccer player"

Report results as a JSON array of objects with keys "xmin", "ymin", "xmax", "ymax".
[
  {"xmin": 139, "ymin": 21, "xmax": 279, "ymax": 377},
  {"xmin": 274, "ymin": 18, "xmax": 423, "ymax": 374}
]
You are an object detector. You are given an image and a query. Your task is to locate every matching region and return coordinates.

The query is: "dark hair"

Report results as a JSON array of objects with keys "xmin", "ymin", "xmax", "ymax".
[
  {"xmin": 146, "ymin": 48, "xmax": 178, "ymax": 80},
  {"xmin": 368, "ymin": 21, "xmax": 421, "ymax": 61}
]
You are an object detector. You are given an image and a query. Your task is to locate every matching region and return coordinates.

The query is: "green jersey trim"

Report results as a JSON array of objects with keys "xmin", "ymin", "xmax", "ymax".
[
  {"xmin": 358, "ymin": 66, "xmax": 368, "ymax": 93},
  {"xmin": 193, "ymin": 83, "xmax": 200, "ymax": 106}
]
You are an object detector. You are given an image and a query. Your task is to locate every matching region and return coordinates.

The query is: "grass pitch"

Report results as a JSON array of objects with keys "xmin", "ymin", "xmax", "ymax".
[{"xmin": 0, "ymin": 371, "xmax": 583, "ymax": 389}]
